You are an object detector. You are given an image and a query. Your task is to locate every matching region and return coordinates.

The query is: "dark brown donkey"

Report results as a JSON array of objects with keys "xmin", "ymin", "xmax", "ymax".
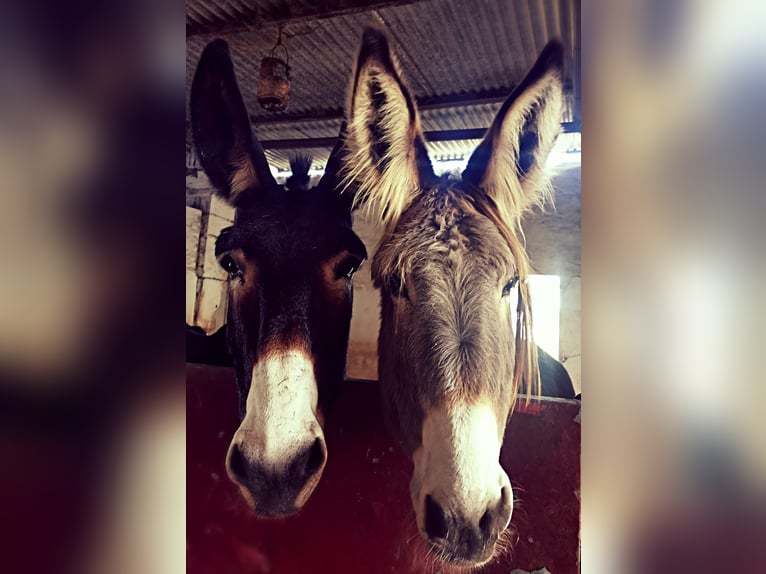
[
  {"xmin": 342, "ymin": 28, "xmax": 566, "ymax": 567},
  {"xmin": 191, "ymin": 40, "xmax": 366, "ymax": 517}
]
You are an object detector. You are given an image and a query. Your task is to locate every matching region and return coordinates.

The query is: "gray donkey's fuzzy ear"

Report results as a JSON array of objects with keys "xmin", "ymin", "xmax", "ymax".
[
  {"xmin": 190, "ymin": 39, "xmax": 277, "ymax": 205},
  {"xmin": 343, "ymin": 27, "xmax": 434, "ymax": 229},
  {"xmin": 463, "ymin": 41, "xmax": 565, "ymax": 228}
]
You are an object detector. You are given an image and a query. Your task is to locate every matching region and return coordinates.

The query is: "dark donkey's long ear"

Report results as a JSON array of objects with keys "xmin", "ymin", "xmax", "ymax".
[
  {"xmin": 191, "ymin": 39, "xmax": 276, "ymax": 205},
  {"xmin": 343, "ymin": 27, "xmax": 435, "ymax": 228},
  {"xmin": 463, "ymin": 41, "xmax": 564, "ymax": 227},
  {"xmin": 319, "ymin": 122, "xmax": 346, "ymax": 185},
  {"xmin": 317, "ymin": 122, "xmax": 362, "ymax": 216}
]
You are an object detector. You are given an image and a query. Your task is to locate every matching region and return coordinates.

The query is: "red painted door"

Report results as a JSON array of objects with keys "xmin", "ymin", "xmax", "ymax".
[{"xmin": 187, "ymin": 364, "xmax": 580, "ymax": 573}]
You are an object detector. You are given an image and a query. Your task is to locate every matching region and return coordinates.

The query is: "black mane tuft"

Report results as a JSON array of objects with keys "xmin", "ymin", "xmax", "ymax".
[{"xmin": 286, "ymin": 154, "xmax": 313, "ymax": 191}]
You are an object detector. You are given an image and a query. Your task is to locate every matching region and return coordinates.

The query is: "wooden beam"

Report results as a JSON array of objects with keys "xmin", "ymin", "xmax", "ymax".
[
  {"xmin": 259, "ymin": 123, "xmax": 580, "ymax": 150},
  {"xmin": 248, "ymin": 87, "xmax": 581, "ymax": 128},
  {"xmin": 261, "ymin": 137, "xmax": 338, "ymax": 150},
  {"xmin": 423, "ymin": 128, "xmax": 486, "ymax": 142},
  {"xmin": 187, "ymin": 0, "xmax": 426, "ymax": 38},
  {"xmin": 248, "ymin": 90, "xmax": 514, "ymax": 128}
]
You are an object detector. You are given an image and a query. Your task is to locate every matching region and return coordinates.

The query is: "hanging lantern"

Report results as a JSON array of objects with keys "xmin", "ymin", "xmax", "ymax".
[{"xmin": 257, "ymin": 26, "xmax": 291, "ymax": 112}]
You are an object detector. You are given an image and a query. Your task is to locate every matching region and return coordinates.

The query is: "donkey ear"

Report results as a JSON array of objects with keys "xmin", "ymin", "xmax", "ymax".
[
  {"xmin": 343, "ymin": 27, "xmax": 434, "ymax": 227},
  {"xmin": 318, "ymin": 123, "xmax": 346, "ymax": 189},
  {"xmin": 463, "ymin": 41, "xmax": 565, "ymax": 224},
  {"xmin": 318, "ymin": 122, "xmax": 364, "ymax": 216},
  {"xmin": 190, "ymin": 39, "xmax": 277, "ymax": 205}
]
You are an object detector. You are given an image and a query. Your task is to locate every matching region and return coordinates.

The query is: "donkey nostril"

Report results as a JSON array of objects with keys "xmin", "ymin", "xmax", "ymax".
[
  {"xmin": 304, "ymin": 437, "xmax": 325, "ymax": 478},
  {"xmin": 501, "ymin": 485, "xmax": 511, "ymax": 505},
  {"xmin": 228, "ymin": 444, "xmax": 248, "ymax": 482},
  {"xmin": 479, "ymin": 508, "xmax": 492, "ymax": 536},
  {"xmin": 424, "ymin": 495, "xmax": 448, "ymax": 540}
]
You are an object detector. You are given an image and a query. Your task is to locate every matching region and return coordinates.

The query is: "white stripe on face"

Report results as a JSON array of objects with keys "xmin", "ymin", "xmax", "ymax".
[
  {"xmin": 232, "ymin": 349, "xmax": 321, "ymax": 472},
  {"xmin": 411, "ymin": 401, "xmax": 512, "ymax": 530}
]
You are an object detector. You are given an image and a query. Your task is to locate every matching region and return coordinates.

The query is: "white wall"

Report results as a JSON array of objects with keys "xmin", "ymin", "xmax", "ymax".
[
  {"xmin": 186, "ymin": 172, "xmax": 234, "ymax": 334},
  {"xmin": 522, "ymin": 161, "xmax": 582, "ymax": 394},
  {"xmin": 346, "ymin": 216, "xmax": 383, "ymax": 380}
]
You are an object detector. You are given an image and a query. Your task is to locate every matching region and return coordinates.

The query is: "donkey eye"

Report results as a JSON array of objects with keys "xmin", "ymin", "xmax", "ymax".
[
  {"xmin": 336, "ymin": 257, "xmax": 364, "ymax": 280},
  {"xmin": 339, "ymin": 262, "xmax": 358, "ymax": 279},
  {"xmin": 220, "ymin": 255, "xmax": 242, "ymax": 279},
  {"xmin": 388, "ymin": 276, "xmax": 409, "ymax": 300},
  {"xmin": 502, "ymin": 276, "xmax": 519, "ymax": 297}
]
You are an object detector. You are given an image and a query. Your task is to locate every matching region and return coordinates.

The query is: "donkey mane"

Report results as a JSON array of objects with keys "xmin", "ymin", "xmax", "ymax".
[
  {"xmin": 286, "ymin": 154, "xmax": 313, "ymax": 191},
  {"xmin": 465, "ymin": 183, "xmax": 541, "ymax": 402}
]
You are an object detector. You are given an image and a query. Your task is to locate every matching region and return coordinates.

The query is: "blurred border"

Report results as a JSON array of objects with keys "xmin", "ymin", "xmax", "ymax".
[
  {"xmin": 583, "ymin": 0, "xmax": 766, "ymax": 571},
  {"xmin": 1, "ymin": 0, "xmax": 765, "ymax": 572},
  {"xmin": 0, "ymin": 1, "xmax": 186, "ymax": 573}
]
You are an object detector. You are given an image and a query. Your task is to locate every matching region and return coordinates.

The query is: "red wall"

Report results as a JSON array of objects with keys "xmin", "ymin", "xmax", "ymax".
[{"xmin": 187, "ymin": 364, "xmax": 580, "ymax": 573}]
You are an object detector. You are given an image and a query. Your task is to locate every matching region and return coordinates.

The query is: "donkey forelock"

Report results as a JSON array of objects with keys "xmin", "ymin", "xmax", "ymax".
[{"xmin": 372, "ymin": 179, "xmax": 540, "ymax": 407}]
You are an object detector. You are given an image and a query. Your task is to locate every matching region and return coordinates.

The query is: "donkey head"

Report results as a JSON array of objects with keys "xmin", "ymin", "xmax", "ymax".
[
  {"xmin": 343, "ymin": 28, "xmax": 563, "ymax": 566},
  {"xmin": 191, "ymin": 40, "xmax": 366, "ymax": 517}
]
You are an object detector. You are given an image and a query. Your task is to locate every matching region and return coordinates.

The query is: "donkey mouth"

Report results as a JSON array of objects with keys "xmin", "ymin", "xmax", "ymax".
[
  {"xmin": 233, "ymin": 484, "xmax": 299, "ymax": 518},
  {"xmin": 243, "ymin": 475, "xmax": 324, "ymax": 519},
  {"xmin": 252, "ymin": 502, "xmax": 300, "ymax": 519},
  {"xmin": 425, "ymin": 539, "xmax": 497, "ymax": 569}
]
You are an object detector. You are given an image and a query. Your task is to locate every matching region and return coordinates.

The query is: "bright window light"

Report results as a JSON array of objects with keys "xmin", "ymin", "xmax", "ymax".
[
  {"xmin": 432, "ymin": 157, "xmax": 468, "ymax": 175},
  {"xmin": 510, "ymin": 274, "xmax": 561, "ymax": 359},
  {"xmin": 546, "ymin": 132, "xmax": 581, "ymax": 171}
]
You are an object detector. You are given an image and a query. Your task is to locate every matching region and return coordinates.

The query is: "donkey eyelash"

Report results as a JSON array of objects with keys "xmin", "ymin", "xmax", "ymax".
[
  {"xmin": 387, "ymin": 275, "xmax": 409, "ymax": 300},
  {"xmin": 334, "ymin": 255, "xmax": 365, "ymax": 280},
  {"xmin": 501, "ymin": 276, "xmax": 519, "ymax": 297},
  {"xmin": 335, "ymin": 260, "xmax": 360, "ymax": 280},
  {"xmin": 219, "ymin": 254, "xmax": 243, "ymax": 280},
  {"xmin": 342, "ymin": 264, "xmax": 358, "ymax": 279}
]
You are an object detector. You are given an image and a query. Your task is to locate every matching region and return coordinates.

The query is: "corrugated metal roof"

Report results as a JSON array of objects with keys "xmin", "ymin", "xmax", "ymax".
[{"xmin": 186, "ymin": 0, "xmax": 579, "ymax": 171}]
